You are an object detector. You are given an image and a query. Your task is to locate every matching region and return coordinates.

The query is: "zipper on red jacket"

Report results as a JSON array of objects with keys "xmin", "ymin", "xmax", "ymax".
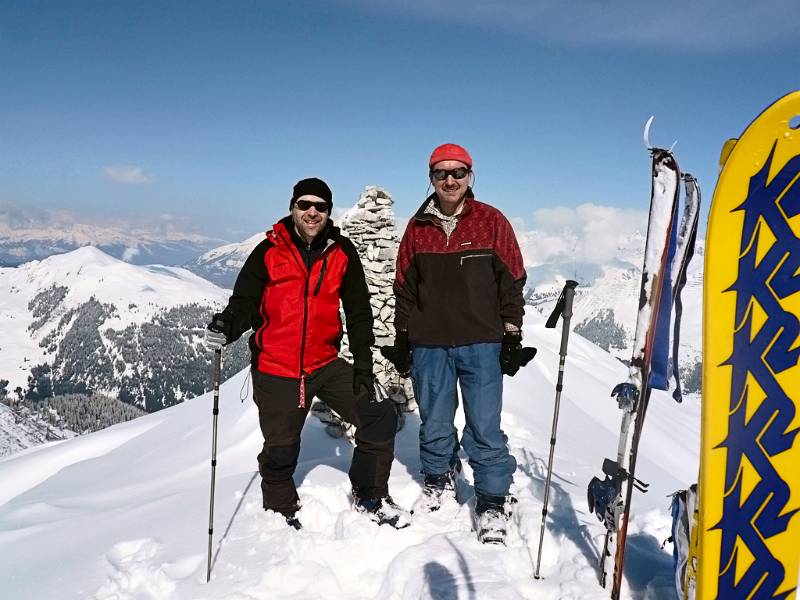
[
  {"xmin": 279, "ymin": 229, "xmax": 336, "ymax": 407},
  {"xmin": 276, "ymin": 229, "xmax": 313, "ymax": 408},
  {"xmin": 296, "ymin": 244, "xmax": 313, "ymax": 408},
  {"xmin": 313, "ymin": 255, "xmax": 328, "ymax": 296},
  {"xmin": 298, "ymin": 268, "xmax": 310, "ymax": 408}
]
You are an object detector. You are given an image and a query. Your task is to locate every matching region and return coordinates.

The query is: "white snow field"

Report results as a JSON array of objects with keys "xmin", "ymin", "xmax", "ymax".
[
  {"xmin": 0, "ymin": 311, "xmax": 701, "ymax": 600},
  {"xmin": 0, "ymin": 246, "xmax": 229, "ymax": 393}
]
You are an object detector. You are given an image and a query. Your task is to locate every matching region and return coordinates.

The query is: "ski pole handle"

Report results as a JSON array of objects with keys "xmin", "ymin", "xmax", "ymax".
[
  {"xmin": 545, "ymin": 279, "xmax": 578, "ymax": 331},
  {"xmin": 558, "ymin": 281, "xmax": 577, "ymax": 357}
]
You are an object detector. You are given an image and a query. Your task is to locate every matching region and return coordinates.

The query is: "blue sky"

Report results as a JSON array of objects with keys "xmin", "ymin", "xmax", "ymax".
[{"xmin": 2, "ymin": 0, "xmax": 799, "ymax": 242}]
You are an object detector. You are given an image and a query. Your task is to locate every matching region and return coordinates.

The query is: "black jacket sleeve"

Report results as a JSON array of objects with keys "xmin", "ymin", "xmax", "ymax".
[
  {"xmin": 220, "ymin": 238, "xmax": 270, "ymax": 342},
  {"xmin": 339, "ymin": 238, "xmax": 375, "ymax": 372}
]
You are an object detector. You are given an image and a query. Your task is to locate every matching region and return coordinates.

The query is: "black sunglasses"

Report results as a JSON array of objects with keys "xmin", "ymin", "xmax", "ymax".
[
  {"xmin": 430, "ymin": 167, "xmax": 471, "ymax": 181},
  {"xmin": 294, "ymin": 199, "xmax": 330, "ymax": 212}
]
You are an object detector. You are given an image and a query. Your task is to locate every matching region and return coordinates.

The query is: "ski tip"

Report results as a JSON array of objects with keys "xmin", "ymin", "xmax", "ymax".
[
  {"xmin": 719, "ymin": 138, "xmax": 739, "ymax": 171},
  {"xmin": 643, "ymin": 116, "xmax": 655, "ymax": 149}
]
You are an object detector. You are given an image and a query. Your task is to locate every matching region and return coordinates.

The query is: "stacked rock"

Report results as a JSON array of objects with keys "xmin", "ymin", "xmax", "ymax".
[
  {"xmin": 311, "ymin": 186, "xmax": 415, "ymax": 440},
  {"xmin": 340, "ymin": 186, "xmax": 416, "ymax": 406},
  {"xmin": 340, "ymin": 186, "xmax": 398, "ymax": 348}
]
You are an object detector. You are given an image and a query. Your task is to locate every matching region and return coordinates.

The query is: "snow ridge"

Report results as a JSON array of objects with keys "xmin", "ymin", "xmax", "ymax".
[{"xmin": 0, "ymin": 311, "xmax": 700, "ymax": 599}]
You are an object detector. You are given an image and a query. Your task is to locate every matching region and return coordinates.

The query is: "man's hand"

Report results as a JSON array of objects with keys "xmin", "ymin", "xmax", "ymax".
[
  {"xmin": 205, "ymin": 312, "xmax": 233, "ymax": 350},
  {"xmin": 379, "ymin": 331, "xmax": 411, "ymax": 377},
  {"xmin": 500, "ymin": 332, "xmax": 537, "ymax": 376},
  {"xmin": 353, "ymin": 367, "xmax": 375, "ymax": 400}
]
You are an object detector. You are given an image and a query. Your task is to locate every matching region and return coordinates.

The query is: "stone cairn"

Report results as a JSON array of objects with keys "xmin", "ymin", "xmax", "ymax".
[{"xmin": 310, "ymin": 186, "xmax": 416, "ymax": 439}]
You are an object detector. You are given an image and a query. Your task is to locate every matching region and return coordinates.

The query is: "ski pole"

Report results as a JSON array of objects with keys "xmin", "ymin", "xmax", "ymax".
[
  {"xmin": 206, "ymin": 347, "xmax": 221, "ymax": 583},
  {"xmin": 534, "ymin": 279, "xmax": 578, "ymax": 579}
]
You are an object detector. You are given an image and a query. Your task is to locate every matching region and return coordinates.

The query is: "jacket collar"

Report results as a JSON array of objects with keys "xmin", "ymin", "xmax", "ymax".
[
  {"xmin": 273, "ymin": 215, "xmax": 339, "ymax": 249},
  {"xmin": 413, "ymin": 188, "xmax": 475, "ymax": 223}
]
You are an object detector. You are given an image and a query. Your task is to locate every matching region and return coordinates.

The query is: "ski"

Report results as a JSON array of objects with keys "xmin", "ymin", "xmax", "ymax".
[
  {"xmin": 591, "ymin": 147, "xmax": 680, "ymax": 591},
  {"xmin": 610, "ymin": 148, "xmax": 681, "ymax": 599},
  {"xmin": 612, "ymin": 163, "xmax": 701, "ymax": 599},
  {"xmin": 587, "ymin": 145, "xmax": 703, "ymax": 596}
]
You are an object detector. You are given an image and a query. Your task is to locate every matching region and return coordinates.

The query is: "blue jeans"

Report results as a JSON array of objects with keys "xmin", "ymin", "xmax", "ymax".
[{"xmin": 411, "ymin": 343, "xmax": 516, "ymax": 497}]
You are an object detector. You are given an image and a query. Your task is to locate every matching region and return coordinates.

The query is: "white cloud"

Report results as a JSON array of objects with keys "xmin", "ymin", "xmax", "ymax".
[
  {"xmin": 347, "ymin": 0, "xmax": 796, "ymax": 50},
  {"xmin": 121, "ymin": 247, "xmax": 140, "ymax": 262},
  {"xmin": 102, "ymin": 165, "xmax": 156, "ymax": 185},
  {"xmin": 513, "ymin": 202, "xmax": 647, "ymax": 266}
]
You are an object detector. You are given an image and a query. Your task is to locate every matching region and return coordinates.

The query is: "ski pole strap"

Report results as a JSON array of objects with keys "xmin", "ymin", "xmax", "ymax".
[
  {"xmin": 670, "ymin": 174, "xmax": 701, "ymax": 402},
  {"xmin": 545, "ymin": 279, "xmax": 579, "ymax": 329}
]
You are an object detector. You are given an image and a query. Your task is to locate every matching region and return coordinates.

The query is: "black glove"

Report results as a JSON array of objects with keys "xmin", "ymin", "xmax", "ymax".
[
  {"xmin": 380, "ymin": 331, "xmax": 411, "ymax": 377},
  {"xmin": 206, "ymin": 312, "xmax": 233, "ymax": 347},
  {"xmin": 353, "ymin": 368, "xmax": 375, "ymax": 400},
  {"xmin": 500, "ymin": 331, "xmax": 537, "ymax": 376}
]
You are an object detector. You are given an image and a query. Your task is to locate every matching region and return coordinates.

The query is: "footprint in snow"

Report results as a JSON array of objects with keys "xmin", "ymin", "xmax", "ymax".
[{"xmin": 94, "ymin": 538, "xmax": 202, "ymax": 600}]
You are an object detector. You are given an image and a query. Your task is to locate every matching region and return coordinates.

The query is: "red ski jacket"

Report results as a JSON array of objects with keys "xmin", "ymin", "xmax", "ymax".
[{"xmin": 222, "ymin": 217, "xmax": 374, "ymax": 378}]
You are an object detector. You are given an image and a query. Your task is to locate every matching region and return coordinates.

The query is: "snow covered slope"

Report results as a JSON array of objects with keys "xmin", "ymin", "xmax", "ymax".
[
  {"xmin": 0, "ymin": 247, "xmax": 229, "ymax": 392},
  {"xmin": 0, "ymin": 311, "xmax": 701, "ymax": 599},
  {"xmin": 526, "ymin": 241, "xmax": 704, "ymax": 385},
  {"xmin": 183, "ymin": 232, "xmax": 264, "ymax": 288},
  {"xmin": 0, "ymin": 247, "xmax": 252, "ymax": 424},
  {"xmin": 0, "ymin": 403, "xmax": 50, "ymax": 456}
]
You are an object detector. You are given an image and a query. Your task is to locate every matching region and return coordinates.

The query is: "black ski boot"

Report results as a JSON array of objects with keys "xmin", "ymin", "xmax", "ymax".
[
  {"xmin": 265, "ymin": 505, "xmax": 303, "ymax": 530},
  {"xmin": 284, "ymin": 513, "xmax": 303, "ymax": 530},
  {"xmin": 353, "ymin": 492, "xmax": 412, "ymax": 529},
  {"xmin": 412, "ymin": 462, "xmax": 462, "ymax": 514},
  {"xmin": 474, "ymin": 493, "xmax": 515, "ymax": 545}
]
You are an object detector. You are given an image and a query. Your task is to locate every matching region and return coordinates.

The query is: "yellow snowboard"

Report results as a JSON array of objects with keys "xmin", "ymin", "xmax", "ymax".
[{"xmin": 699, "ymin": 91, "xmax": 800, "ymax": 599}]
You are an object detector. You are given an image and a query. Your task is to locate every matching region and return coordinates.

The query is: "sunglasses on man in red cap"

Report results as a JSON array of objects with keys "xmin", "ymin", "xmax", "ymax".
[{"xmin": 430, "ymin": 167, "xmax": 471, "ymax": 181}]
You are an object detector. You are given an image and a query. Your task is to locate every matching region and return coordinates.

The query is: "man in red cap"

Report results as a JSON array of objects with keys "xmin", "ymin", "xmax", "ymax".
[
  {"xmin": 206, "ymin": 177, "xmax": 410, "ymax": 530},
  {"xmin": 382, "ymin": 144, "xmax": 535, "ymax": 544}
]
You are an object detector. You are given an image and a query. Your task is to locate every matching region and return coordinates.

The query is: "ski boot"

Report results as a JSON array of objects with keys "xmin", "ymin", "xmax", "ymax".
[
  {"xmin": 285, "ymin": 513, "xmax": 303, "ymax": 530},
  {"xmin": 474, "ymin": 493, "xmax": 515, "ymax": 545},
  {"xmin": 310, "ymin": 400, "xmax": 355, "ymax": 440},
  {"xmin": 353, "ymin": 492, "xmax": 412, "ymax": 529},
  {"xmin": 266, "ymin": 506, "xmax": 303, "ymax": 530},
  {"xmin": 412, "ymin": 462, "xmax": 462, "ymax": 514}
]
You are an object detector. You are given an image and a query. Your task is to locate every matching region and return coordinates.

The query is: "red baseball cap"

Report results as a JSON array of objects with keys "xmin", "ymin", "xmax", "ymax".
[{"xmin": 428, "ymin": 143, "xmax": 472, "ymax": 168}]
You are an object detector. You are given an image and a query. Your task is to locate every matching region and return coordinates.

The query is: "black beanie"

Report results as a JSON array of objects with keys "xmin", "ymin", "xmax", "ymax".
[{"xmin": 290, "ymin": 177, "xmax": 333, "ymax": 210}]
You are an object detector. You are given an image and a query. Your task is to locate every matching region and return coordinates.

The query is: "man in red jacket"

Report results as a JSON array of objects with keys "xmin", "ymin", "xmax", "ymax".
[
  {"xmin": 206, "ymin": 177, "xmax": 409, "ymax": 530},
  {"xmin": 382, "ymin": 144, "xmax": 535, "ymax": 544}
]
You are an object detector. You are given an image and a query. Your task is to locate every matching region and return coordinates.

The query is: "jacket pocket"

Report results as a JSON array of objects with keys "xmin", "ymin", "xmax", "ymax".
[{"xmin": 459, "ymin": 253, "xmax": 492, "ymax": 265}]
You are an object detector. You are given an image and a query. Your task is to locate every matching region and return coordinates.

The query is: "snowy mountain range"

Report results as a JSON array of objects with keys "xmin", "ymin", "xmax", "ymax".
[
  {"xmin": 523, "ymin": 237, "xmax": 704, "ymax": 389},
  {"xmin": 0, "ymin": 309, "xmax": 703, "ymax": 599},
  {"xmin": 0, "ymin": 211, "xmax": 222, "ymax": 267},
  {"xmin": 184, "ymin": 232, "xmax": 265, "ymax": 288},
  {"xmin": 0, "ymin": 247, "xmax": 250, "ymax": 414},
  {"xmin": 0, "ymin": 402, "xmax": 61, "ymax": 457}
]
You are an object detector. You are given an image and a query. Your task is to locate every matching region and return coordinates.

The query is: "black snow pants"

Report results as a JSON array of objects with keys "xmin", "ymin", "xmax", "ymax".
[{"xmin": 251, "ymin": 358, "xmax": 397, "ymax": 516}]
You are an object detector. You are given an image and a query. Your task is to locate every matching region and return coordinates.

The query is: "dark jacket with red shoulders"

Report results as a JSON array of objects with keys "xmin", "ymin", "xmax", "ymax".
[
  {"xmin": 221, "ymin": 216, "xmax": 374, "ymax": 378},
  {"xmin": 394, "ymin": 190, "xmax": 526, "ymax": 346}
]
